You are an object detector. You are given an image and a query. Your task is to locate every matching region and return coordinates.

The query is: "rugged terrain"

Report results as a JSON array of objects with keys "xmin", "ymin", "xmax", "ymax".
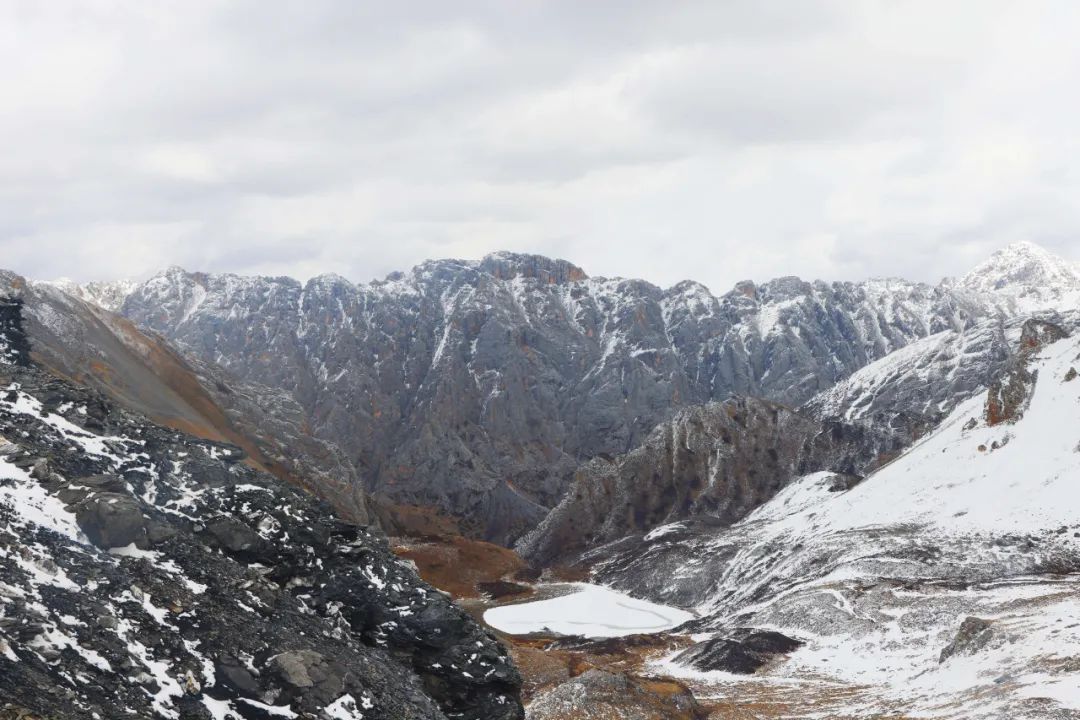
[
  {"xmin": 516, "ymin": 397, "xmax": 902, "ymax": 566},
  {"xmin": 61, "ymin": 241, "xmax": 1075, "ymax": 543},
  {"xmin": 4, "ymin": 240, "xmax": 1078, "ymax": 718},
  {"xmin": 1, "ymin": 270, "xmax": 371, "ymax": 526},
  {"xmin": 0, "ymin": 297, "xmax": 523, "ymax": 719},
  {"xmin": 582, "ymin": 318, "xmax": 1080, "ymax": 718}
]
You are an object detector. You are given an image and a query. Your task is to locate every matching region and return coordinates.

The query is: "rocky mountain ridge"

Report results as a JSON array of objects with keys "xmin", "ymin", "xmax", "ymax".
[
  {"xmin": 515, "ymin": 396, "xmax": 902, "ymax": 566},
  {"xmin": 1, "ymin": 270, "xmax": 372, "ymax": 527},
  {"xmin": 51, "ymin": 242, "xmax": 1075, "ymax": 543},
  {"xmin": 39, "ymin": 278, "xmax": 139, "ymax": 314}
]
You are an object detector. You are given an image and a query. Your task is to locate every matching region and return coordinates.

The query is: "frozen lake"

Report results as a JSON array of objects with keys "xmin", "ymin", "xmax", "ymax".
[{"xmin": 483, "ymin": 582, "xmax": 694, "ymax": 638}]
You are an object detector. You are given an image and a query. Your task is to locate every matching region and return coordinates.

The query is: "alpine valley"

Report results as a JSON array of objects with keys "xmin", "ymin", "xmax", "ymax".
[{"xmin": 2, "ymin": 240, "xmax": 1079, "ymax": 719}]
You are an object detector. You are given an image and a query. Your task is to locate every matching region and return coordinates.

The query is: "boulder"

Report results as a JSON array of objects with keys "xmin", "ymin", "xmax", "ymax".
[
  {"xmin": 526, "ymin": 670, "xmax": 705, "ymax": 720},
  {"xmin": 72, "ymin": 492, "xmax": 174, "ymax": 549},
  {"xmin": 268, "ymin": 650, "xmax": 350, "ymax": 706},
  {"xmin": 940, "ymin": 617, "xmax": 994, "ymax": 662},
  {"xmin": 214, "ymin": 656, "xmax": 261, "ymax": 695},
  {"xmin": 199, "ymin": 516, "xmax": 266, "ymax": 555},
  {"xmin": 674, "ymin": 630, "xmax": 803, "ymax": 675},
  {"xmin": 987, "ymin": 320, "xmax": 1069, "ymax": 426}
]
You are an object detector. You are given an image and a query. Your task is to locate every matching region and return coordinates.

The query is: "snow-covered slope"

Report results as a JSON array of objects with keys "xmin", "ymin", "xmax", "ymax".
[
  {"xmin": 806, "ymin": 320, "xmax": 1015, "ymax": 423},
  {"xmin": 595, "ymin": 326, "xmax": 1080, "ymax": 718},
  {"xmin": 763, "ymin": 332, "xmax": 1079, "ymax": 538},
  {"xmin": 806, "ymin": 310, "xmax": 1080, "ymax": 427}
]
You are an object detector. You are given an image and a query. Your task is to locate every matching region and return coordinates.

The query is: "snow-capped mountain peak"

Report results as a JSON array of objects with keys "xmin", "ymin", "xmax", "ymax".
[{"xmin": 956, "ymin": 241, "xmax": 1080, "ymax": 308}]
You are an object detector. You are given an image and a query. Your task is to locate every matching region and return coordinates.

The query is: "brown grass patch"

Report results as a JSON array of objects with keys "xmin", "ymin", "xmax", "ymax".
[{"xmin": 393, "ymin": 534, "xmax": 526, "ymax": 599}]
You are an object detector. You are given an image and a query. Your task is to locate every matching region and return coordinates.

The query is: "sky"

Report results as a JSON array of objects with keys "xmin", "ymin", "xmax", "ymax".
[{"xmin": 2, "ymin": 1, "xmax": 1080, "ymax": 294}]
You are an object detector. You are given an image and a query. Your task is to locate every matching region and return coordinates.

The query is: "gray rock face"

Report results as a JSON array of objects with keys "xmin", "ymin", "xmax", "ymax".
[
  {"xmin": 0, "ymin": 295, "xmax": 31, "ymax": 367},
  {"xmin": 515, "ymin": 398, "xmax": 903, "ymax": 565},
  {"xmin": 984, "ymin": 319, "xmax": 1070, "ymax": 426},
  {"xmin": 0, "ymin": 316, "xmax": 523, "ymax": 718},
  {"xmin": 113, "ymin": 253, "xmax": 1022, "ymax": 543}
]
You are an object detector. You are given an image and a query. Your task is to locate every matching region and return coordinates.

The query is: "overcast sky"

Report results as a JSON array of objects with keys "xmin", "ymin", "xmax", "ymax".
[{"xmin": 2, "ymin": 1, "xmax": 1080, "ymax": 293}]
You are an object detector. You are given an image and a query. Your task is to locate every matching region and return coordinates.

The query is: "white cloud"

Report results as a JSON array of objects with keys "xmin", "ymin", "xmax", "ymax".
[{"xmin": 1, "ymin": 0, "xmax": 1079, "ymax": 291}]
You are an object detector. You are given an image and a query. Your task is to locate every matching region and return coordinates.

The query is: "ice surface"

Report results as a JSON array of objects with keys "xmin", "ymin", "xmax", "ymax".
[{"xmin": 484, "ymin": 582, "xmax": 694, "ymax": 638}]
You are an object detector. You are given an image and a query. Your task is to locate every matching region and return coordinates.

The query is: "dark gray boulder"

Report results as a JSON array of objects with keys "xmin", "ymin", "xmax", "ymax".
[
  {"xmin": 674, "ymin": 630, "xmax": 803, "ymax": 674},
  {"xmin": 72, "ymin": 492, "xmax": 164, "ymax": 549}
]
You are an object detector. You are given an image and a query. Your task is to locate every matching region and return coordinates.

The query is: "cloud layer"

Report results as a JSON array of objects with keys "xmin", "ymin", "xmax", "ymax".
[{"xmin": 2, "ymin": 1, "xmax": 1079, "ymax": 291}]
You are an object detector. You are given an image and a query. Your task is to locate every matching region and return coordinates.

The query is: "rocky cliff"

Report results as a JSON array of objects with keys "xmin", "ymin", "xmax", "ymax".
[{"xmin": 515, "ymin": 398, "xmax": 900, "ymax": 566}]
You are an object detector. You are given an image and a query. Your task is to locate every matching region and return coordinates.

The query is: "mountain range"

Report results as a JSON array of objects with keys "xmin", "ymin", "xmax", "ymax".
[
  {"xmin": 35, "ymin": 240, "xmax": 1080, "ymax": 547},
  {"xmin": 2, "ymin": 240, "xmax": 1079, "ymax": 718}
]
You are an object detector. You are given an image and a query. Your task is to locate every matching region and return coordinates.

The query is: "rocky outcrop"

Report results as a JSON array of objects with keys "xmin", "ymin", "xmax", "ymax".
[
  {"xmin": 526, "ymin": 670, "xmax": 704, "ymax": 720},
  {"xmin": 984, "ymin": 363, "xmax": 1034, "ymax": 426},
  {"xmin": 0, "ymin": 337, "xmax": 522, "ymax": 718},
  {"xmin": 985, "ymin": 319, "xmax": 1068, "ymax": 426},
  {"xmin": 0, "ymin": 293, "xmax": 31, "ymax": 368},
  {"xmin": 939, "ymin": 617, "xmax": 994, "ymax": 663},
  {"xmin": 516, "ymin": 398, "xmax": 901, "ymax": 565}
]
